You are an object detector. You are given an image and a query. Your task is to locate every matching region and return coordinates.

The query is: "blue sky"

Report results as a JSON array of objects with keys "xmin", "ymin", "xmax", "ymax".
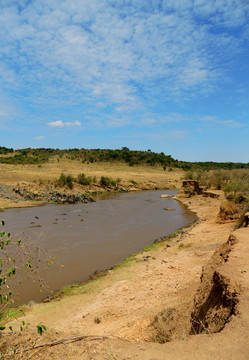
[{"xmin": 0, "ymin": 0, "xmax": 249, "ymax": 162}]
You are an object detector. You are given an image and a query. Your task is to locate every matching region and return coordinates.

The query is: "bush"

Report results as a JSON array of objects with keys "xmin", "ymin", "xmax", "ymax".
[
  {"xmin": 100, "ymin": 176, "xmax": 117, "ymax": 187},
  {"xmin": 77, "ymin": 173, "xmax": 93, "ymax": 186},
  {"xmin": 218, "ymin": 200, "xmax": 238, "ymax": 221},
  {"xmin": 57, "ymin": 173, "xmax": 74, "ymax": 189}
]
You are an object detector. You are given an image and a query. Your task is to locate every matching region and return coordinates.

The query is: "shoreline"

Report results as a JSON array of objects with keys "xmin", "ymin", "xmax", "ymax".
[
  {"xmin": 0, "ymin": 182, "xmax": 179, "ymax": 210},
  {"xmin": 45, "ymin": 214, "xmax": 199, "ymax": 304}
]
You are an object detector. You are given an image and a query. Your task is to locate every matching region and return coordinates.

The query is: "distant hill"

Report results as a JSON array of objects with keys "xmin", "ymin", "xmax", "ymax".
[{"xmin": 0, "ymin": 146, "xmax": 248, "ymax": 170}]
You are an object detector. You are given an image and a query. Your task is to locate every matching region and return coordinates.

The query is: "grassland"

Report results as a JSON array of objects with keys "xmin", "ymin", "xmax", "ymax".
[{"xmin": 0, "ymin": 155, "xmax": 184, "ymax": 209}]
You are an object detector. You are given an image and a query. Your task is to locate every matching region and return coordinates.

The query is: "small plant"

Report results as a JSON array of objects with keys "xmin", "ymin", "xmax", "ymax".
[
  {"xmin": 130, "ymin": 179, "xmax": 137, "ymax": 185},
  {"xmin": 94, "ymin": 317, "xmax": 101, "ymax": 324},
  {"xmin": 37, "ymin": 324, "xmax": 47, "ymax": 335},
  {"xmin": 0, "ymin": 221, "xmax": 51, "ymax": 335}
]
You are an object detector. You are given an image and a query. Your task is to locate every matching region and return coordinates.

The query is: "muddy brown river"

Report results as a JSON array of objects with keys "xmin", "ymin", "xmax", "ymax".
[{"xmin": 1, "ymin": 190, "xmax": 196, "ymax": 305}]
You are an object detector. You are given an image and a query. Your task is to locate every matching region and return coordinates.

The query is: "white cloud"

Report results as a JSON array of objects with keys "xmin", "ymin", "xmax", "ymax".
[
  {"xmin": 65, "ymin": 121, "xmax": 81, "ymax": 127},
  {"xmin": 47, "ymin": 120, "xmax": 81, "ymax": 127},
  {"xmin": 48, "ymin": 120, "xmax": 65, "ymax": 128}
]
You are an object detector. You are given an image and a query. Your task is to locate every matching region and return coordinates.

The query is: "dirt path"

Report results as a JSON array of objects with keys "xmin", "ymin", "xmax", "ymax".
[{"xmin": 1, "ymin": 192, "xmax": 249, "ymax": 359}]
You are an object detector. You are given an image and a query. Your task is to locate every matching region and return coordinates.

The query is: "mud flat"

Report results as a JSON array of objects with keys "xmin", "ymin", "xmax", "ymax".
[{"xmin": 1, "ymin": 191, "xmax": 249, "ymax": 359}]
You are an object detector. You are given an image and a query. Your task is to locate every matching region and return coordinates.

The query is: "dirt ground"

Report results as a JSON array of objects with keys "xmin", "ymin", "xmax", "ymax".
[{"xmin": 1, "ymin": 188, "xmax": 249, "ymax": 359}]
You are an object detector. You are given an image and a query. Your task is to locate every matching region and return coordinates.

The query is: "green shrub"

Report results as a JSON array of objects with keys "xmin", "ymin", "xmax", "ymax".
[
  {"xmin": 57, "ymin": 173, "xmax": 74, "ymax": 189},
  {"xmin": 100, "ymin": 176, "xmax": 117, "ymax": 187},
  {"xmin": 77, "ymin": 173, "xmax": 93, "ymax": 186}
]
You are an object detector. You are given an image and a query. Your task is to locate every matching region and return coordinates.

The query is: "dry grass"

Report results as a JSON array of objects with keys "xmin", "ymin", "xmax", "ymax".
[
  {"xmin": 0, "ymin": 158, "xmax": 183, "ymax": 209},
  {"xmin": 218, "ymin": 200, "xmax": 238, "ymax": 221},
  {"xmin": 0, "ymin": 157, "xmax": 183, "ymax": 186}
]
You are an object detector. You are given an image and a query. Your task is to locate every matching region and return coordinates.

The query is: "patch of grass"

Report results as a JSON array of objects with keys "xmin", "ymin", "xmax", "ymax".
[
  {"xmin": 178, "ymin": 243, "xmax": 192, "ymax": 250},
  {"xmin": 47, "ymin": 277, "xmax": 105, "ymax": 301},
  {"xmin": 111, "ymin": 254, "xmax": 137, "ymax": 269}
]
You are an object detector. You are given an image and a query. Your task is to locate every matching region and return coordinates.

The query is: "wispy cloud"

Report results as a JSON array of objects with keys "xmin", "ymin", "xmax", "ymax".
[
  {"xmin": 199, "ymin": 115, "xmax": 246, "ymax": 128},
  {"xmin": 0, "ymin": 0, "xmax": 248, "ymax": 116},
  {"xmin": 33, "ymin": 135, "xmax": 45, "ymax": 140},
  {"xmin": 220, "ymin": 120, "xmax": 246, "ymax": 128}
]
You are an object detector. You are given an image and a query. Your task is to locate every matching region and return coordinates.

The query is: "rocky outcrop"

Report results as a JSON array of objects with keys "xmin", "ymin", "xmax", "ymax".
[
  {"xmin": 13, "ymin": 187, "xmax": 95, "ymax": 204},
  {"xmin": 179, "ymin": 180, "xmax": 203, "ymax": 197},
  {"xmin": 0, "ymin": 184, "xmax": 23, "ymax": 201},
  {"xmin": 179, "ymin": 180, "xmax": 219, "ymax": 198}
]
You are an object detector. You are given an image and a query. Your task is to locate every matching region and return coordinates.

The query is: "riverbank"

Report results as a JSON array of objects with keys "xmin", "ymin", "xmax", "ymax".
[
  {"xmin": 1, "ymin": 189, "xmax": 248, "ymax": 359},
  {"xmin": 0, "ymin": 160, "xmax": 183, "ymax": 209}
]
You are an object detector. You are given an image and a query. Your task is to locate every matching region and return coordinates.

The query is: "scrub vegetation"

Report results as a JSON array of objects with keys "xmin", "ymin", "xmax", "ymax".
[
  {"xmin": 0, "ymin": 147, "xmax": 248, "ymax": 172},
  {"xmin": 185, "ymin": 169, "xmax": 249, "ymax": 219}
]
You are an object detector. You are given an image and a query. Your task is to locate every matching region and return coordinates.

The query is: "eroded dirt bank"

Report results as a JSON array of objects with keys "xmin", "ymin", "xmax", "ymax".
[{"xmin": 1, "ymin": 192, "xmax": 249, "ymax": 359}]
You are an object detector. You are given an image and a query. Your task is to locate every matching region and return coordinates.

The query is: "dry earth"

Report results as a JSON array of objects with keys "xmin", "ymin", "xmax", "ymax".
[{"xmin": 1, "ymin": 189, "xmax": 249, "ymax": 359}]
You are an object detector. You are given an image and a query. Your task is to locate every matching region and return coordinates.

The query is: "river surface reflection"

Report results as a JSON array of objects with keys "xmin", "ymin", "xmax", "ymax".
[{"xmin": 2, "ymin": 190, "xmax": 197, "ymax": 305}]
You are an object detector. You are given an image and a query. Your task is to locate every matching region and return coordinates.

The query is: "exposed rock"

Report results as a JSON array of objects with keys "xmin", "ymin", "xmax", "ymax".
[
  {"xmin": 179, "ymin": 180, "xmax": 203, "ymax": 197},
  {"xmin": 0, "ymin": 184, "xmax": 23, "ymax": 201},
  {"xmin": 179, "ymin": 181, "xmax": 219, "ymax": 199},
  {"xmin": 12, "ymin": 186, "xmax": 95, "ymax": 205}
]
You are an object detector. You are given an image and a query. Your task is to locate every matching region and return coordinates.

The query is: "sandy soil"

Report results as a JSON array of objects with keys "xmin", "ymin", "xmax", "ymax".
[{"xmin": 1, "ymin": 190, "xmax": 248, "ymax": 359}]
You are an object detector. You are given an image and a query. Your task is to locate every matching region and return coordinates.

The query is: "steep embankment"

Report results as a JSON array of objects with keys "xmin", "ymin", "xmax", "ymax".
[{"xmin": 1, "ymin": 191, "xmax": 249, "ymax": 359}]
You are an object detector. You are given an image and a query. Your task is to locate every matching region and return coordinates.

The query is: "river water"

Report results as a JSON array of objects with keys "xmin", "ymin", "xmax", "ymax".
[{"xmin": 1, "ymin": 190, "xmax": 196, "ymax": 305}]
